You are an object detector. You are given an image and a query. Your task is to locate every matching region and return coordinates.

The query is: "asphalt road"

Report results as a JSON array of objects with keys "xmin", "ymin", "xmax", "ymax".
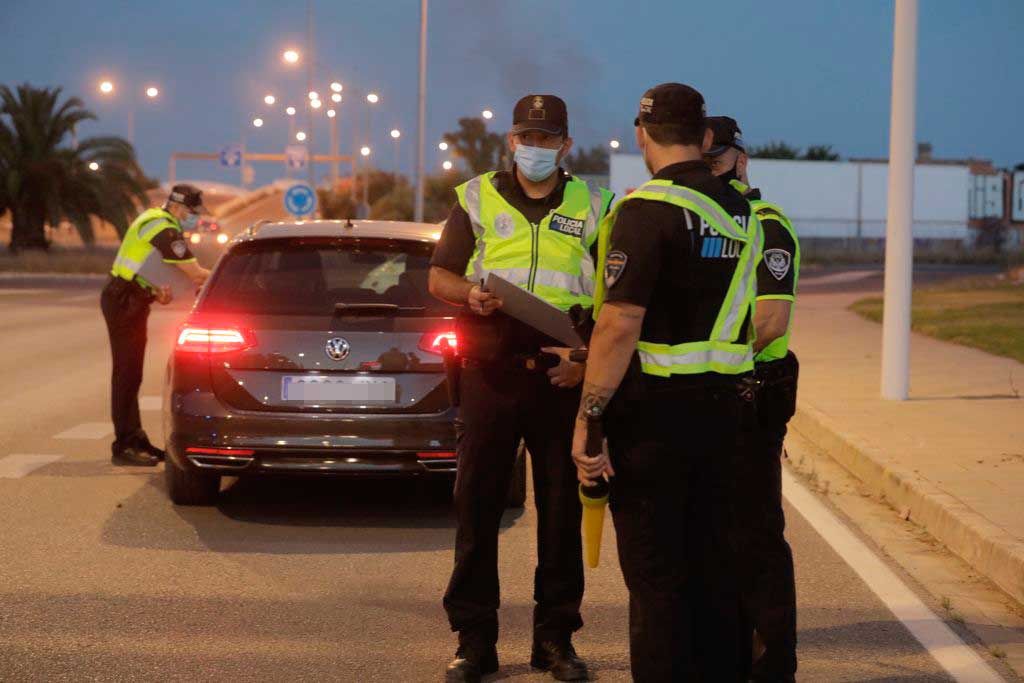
[{"xmin": 0, "ymin": 274, "xmax": 1005, "ymax": 682}]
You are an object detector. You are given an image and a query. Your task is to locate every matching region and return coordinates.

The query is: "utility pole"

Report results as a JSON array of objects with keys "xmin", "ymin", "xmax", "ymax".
[
  {"xmin": 881, "ymin": 0, "xmax": 918, "ymax": 400},
  {"xmin": 306, "ymin": 0, "xmax": 316, "ymax": 187},
  {"xmin": 414, "ymin": 0, "xmax": 428, "ymax": 222}
]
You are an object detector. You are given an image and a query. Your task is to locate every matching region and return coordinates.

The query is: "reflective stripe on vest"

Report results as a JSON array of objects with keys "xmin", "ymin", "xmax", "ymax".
[
  {"xmin": 594, "ymin": 180, "xmax": 762, "ymax": 376},
  {"xmin": 456, "ymin": 172, "xmax": 612, "ymax": 311},
  {"xmin": 110, "ymin": 208, "xmax": 181, "ymax": 286}
]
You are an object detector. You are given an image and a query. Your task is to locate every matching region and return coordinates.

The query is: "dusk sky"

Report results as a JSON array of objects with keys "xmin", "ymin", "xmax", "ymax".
[{"xmin": 3, "ymin": 0, "xmax": 1022, "ymax": 187}]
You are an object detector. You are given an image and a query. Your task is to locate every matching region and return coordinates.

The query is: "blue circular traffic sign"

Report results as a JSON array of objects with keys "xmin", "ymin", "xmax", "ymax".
[{"xmin": 284, "ymin": 184, "xmax": 317, "ymax": 217}]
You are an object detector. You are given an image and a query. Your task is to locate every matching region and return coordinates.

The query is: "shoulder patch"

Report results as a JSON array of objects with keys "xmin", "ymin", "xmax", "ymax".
[
  {"xmin": 763, "ymin": 248, "xmax": 791, "ymax": 281},
  {"xmin": 604, "ymin": 250, "xmax": 628, "ymax": 288},
  {"xmin": 171, "ymin": 240, "xmax": 188, "ymax": 259}
]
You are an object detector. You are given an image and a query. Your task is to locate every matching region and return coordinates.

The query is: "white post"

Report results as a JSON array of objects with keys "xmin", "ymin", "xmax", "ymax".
[
  {"xmin": 881, "ymin": 0, "xmax": 918, "ymax": 401},
  {"xmin": 414, "ymin": 0, "xmax": 428, "ymax": 222}
]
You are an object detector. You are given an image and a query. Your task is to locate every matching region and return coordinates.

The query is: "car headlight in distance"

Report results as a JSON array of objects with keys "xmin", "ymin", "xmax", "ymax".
[
  {"xmin": 189, "ymin": 233, "xmax": 201, "ymax": 245},
  {"xmin": 216, "ymin": 233, "xmax": 228, "ymax": 244}
]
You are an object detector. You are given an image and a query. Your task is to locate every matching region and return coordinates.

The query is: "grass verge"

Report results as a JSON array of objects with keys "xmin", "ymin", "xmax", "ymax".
[{"xmin": 849, "ymin": 276, "xmax": 1024, "ymax": 363}]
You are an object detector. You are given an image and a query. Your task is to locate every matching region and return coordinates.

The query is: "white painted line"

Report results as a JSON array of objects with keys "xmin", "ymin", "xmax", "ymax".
[
  {"xmin": 0, "ymin": 454, "xmax": 63, "ymax": 478},
  {"xmin": 54, "ymin": 422, "xmax": 112, "ymax": 440},
  {"xmin": 139, "ymin": 396, "xmax": 162, "ymax": 411},
  {"xmin": 801, "ymin": 270, "xmax": 878, "ymax": 285},
  {"xmin": 782, "ymin": 468, "xmax": 1003, "ymax": 682}
]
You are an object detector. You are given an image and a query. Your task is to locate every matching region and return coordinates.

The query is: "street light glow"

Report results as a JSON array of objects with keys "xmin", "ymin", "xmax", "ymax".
[
  {"xmin": 310, "ymin": 99, "xmax": 322, "ymax": 109},
  {"xmin": 390, "ymin": 129, "xmax": 401, "ymax": 139},
  {"xmin": 438, "ymin": 141, "xmax": 449, "ymax": 151},
  {"xmin": 360, "ymin": 146, "xmax": 371, "ymax": 157},
  {"xmin": 296, "ymin": 131, "xmax": 307, "ymax": 141},
  {"xmin": 216, "ymin": 233, "xmax": 229, "ymax": 244},
  {"xmin": 253, "ymin": 117, "xmax": 264, "ymax": 128},
  {"xmin": 98, "ymin": 80, "xmax": 114, "ymax": 94},
  {"xmin": 330, "ymin": 82, "xmax": 343, "ymax": 93},
  {"xmin": 88, "ymin": 161, "xmax": 100, "ymax": 171},
  {"xmin": 327, "ymin": 109, "xmax": 336, "ymax": 118},
  {"xmin": 331, "ymin": 92, "xmax": 342, "ymax": 103},
  {"xmin": 264, "ymin": 94, "xmax": 276, "ymax": 105},
  {"xmin": 282, "ymin": 49, "xmax": 300, "ymax": 64},
  {"xmin": 308, "ymin": 91, "xmax": 319, "ymax": 101},
  {"xmin": 145, "ymin": 86, "xmax": 159, "ymax": 98},
  {"xmin": 286, "ymin": 106, "xmax": 296, "ymax": 116},
  {"xmin": 609, "ymin": 139, "xmax": 620, "ymax": 149},
  {"xmin": 482, "ymin": 109, "xmax": 493, "ymax": 120},
  {"xmin": 366, "ymin": 93, "xmax": 379, "ymax": 104},
  {"xmin": 442, "ymin": 160, "xmax": 453, "ymax": 171}
]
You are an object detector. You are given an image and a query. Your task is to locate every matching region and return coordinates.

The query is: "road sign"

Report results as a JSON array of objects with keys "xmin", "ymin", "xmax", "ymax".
[
  {"xmin": 219, "ymin": 143, "xmax": 242, "ymax": 168},
  {"xmin": 284, "ymin": 183, "xmax": 317, "ymax": 217},
  {"xmin": 285, "ymin": 145, "xmax": 308, "ymax": 171}
]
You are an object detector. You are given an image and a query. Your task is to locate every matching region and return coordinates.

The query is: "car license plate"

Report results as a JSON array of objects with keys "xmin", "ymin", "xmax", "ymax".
[{"xmin": 281, "ymin": 375, "xmax": 396, "ymax": 402}]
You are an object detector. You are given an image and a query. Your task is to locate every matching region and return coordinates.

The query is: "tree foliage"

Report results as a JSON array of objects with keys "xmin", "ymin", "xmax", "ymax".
[
  {"xmin": 564, "ymin": 145, "xmax": 609, "ymax": 174},
  {"xmin": 749, "ymin": 140, "xmax": 839, "ymax": 161},
  {"xmin": 442, "ymin": 117, "xmax": 507, "ymax": 174},
  {"xmin": 0, "ymin": 83, "xmax": 150, "ymax": 250},
  {"xmin": 317, "ymin": 168, "xmax": 469, "ymax": 223}
]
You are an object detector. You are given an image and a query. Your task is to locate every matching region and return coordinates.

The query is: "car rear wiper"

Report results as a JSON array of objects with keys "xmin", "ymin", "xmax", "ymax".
[{"xmin": 333, "ymin": 303, "xmax": 426, "ymax": 317}]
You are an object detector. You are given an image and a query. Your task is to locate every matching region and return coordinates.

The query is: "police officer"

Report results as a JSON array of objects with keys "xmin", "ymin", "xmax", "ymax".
[
  {"xmin": 571, "ymin": 84, "xmax": 762, "ymax": 681},
  {"xmin": 101, "ymin": 184, "xmax": 210, "ymax": 467},
  {"xmin": 428, "ymin": 94, "xmax": 613, "ymax": 682},
  {"xmin": 706, "ymin": 116, "xmax": 800, "ymax": 682}
]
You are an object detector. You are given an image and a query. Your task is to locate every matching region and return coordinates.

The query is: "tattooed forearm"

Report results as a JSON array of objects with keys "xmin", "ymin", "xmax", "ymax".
[{"xmin": 578, "ymin": 381, "xmax": 615, "ymax": 421}]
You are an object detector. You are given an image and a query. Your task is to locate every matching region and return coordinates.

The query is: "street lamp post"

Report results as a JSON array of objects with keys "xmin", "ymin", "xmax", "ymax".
[
  {"xmin": 390, "ymin": 129, "xmax": 401, "ymax": 174},
  {"xmin": 360, "ymin": 146, "xmax": 372, "ymax": 217},
  {"xmin": 414, "ymin": 0, "xmax": 428, "ymax": 222},
  {"xmin": 97, "ymin": 79, "xmax": 159, "ymax": 146}
]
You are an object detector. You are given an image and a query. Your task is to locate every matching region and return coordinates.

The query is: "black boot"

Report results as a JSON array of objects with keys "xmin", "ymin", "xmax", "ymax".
[
  {"xmin": 138, "ymin": 440, "xmax": 165, "ymax": 461},
  {"xmin": 531, "ymin": 639, "xmax": 589, "ymax": 681},
  {"xmin": 445, "ymin": 632, "xmax": 498, "ymax": 683},
  {"xmin": 111, "ymin": 446, "xmax": 159, "ymax": 467}
]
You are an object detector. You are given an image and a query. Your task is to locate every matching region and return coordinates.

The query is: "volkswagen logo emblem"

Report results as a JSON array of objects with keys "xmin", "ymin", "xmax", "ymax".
[{"xmin": 325, "ymin": 337, "xmax": 351, "ymax": 361}]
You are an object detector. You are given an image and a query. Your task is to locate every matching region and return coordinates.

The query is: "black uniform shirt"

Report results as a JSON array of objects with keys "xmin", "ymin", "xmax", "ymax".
[
  {"xmin": 746, "ymin": 188, "xmax": 797, "ymax": 300},
  {"xmin": 603, "ymin": 160, "xmax": 753, "ymax": 378}
]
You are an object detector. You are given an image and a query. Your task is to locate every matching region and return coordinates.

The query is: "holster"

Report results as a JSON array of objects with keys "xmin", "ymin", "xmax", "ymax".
[{"xmin": 754, "ymin": 351, "xmax": 799, "ymax": 428}]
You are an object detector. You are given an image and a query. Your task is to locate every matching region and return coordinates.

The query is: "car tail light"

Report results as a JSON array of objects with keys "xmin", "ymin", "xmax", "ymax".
[
  {"xmin": 418, "ymin": 330, "xmax": 458, "ymax": 355},
  {"xmin": 186, "ymin": 447, "xmax": 255, "ymax": 457},
  {"xmin": 417, "ymin": 451, "xmax": 456, "ymax": 460},
  {"xmin": 176, "ymin": 323, "xmax": 256, "ymax": 354}
]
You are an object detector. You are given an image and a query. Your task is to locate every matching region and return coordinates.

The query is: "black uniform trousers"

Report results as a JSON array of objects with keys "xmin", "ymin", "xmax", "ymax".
[
  {"xmin": 734, "ymin": 352, "xmax": 799, "ymax": 681},
  {"xmin": 100, "ymin": 277, "xmax": 154, "ymax": 455},
  {"xmin": 443, "ymin": 362, "xmax": 584, "ymax": 645},
  {"xmin": 605, "ymin": 379, "xmax": 748, "ymax": 683}
]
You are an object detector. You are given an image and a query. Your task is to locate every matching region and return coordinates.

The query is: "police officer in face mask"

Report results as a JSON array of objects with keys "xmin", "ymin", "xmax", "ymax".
[
  {"xmin": 706, "ymin": 115, "xmax": 801, "ymax": 682},
  {"xmin": 429, "ymin": 94, "xmax": 613, "ymax": 683},
  {"xmin": 101, "ymin": 184, "xmax": 211, "ymax": 466}
]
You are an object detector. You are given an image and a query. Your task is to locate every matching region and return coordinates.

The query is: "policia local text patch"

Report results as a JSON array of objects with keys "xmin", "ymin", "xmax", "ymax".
[{"xmin": 548, "ymin": 213, "xmax": 585, "ymax": 238}]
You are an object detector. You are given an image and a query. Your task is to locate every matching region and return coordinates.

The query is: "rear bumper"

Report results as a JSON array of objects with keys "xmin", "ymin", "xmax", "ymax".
[{"xmin": 165, "ymin": 389, "xmax": 458, "ymax": 477}]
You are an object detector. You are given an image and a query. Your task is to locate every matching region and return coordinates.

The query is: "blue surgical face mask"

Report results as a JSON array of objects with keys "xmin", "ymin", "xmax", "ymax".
[
  {"xmin": 180, "ymin": 213, "xmax": 199, "ymax": 231},
  {"xmin": 514, "ymin": 144, "xmax": 560, "ymax": 182}
]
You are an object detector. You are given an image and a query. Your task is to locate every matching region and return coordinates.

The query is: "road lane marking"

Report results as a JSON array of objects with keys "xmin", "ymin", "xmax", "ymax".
[
  {"xmin": 140, "ymin": 396, "xmax": 162, "ymax": 411},
  {"xmin": 54, "ymin": 422, "xmax": 112, "ymax": 440},
  {"xmin": 782, "ymin": 468, "xmax": 1003, "ymax": 682},
  {"xmin": 800, "ymin": 269, "xmax": 877, "ymax": 285},
  {"xmin": 0, "ymin": 454, "xmax": 63, "ymax": 478}
]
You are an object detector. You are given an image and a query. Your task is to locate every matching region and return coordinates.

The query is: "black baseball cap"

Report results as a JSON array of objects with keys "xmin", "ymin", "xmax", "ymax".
[
  {"xmin": 167, "ymin": 183, "xmax": 207, "ymax": 214},
  {"xmin": 511, "ymin": 94, "xmax": 568, "ymax": 136},
  {"xmin": 706, "ymin": 116, "xmax": 745, "ymax": 156},
  {"xmin": 634, "ymin": 83, "xmax": 706, "ymax": 128}
]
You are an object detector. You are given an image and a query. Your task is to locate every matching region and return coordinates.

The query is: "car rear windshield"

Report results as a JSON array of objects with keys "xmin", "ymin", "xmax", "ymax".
[{"xmin": 199, "ymin": 237, "xmax": 458, "ymax": 316}]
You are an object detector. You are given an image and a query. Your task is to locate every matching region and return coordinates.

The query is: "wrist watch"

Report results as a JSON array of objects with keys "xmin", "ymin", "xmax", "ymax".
[{"xmin": 584, "ymin": 403, "xmax": 604, "ymax": 420}]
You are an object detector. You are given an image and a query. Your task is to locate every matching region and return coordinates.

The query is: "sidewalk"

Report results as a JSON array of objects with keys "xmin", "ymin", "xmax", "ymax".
[{"xmin": 789, "ymin": 289, "xmax": 1024, "ymax": 606}]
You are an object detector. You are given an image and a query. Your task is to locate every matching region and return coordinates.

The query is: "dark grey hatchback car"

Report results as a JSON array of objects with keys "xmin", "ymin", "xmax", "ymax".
[{"xmin": 162, "ymin": 220, "xmax": 527, "ymax": 506}]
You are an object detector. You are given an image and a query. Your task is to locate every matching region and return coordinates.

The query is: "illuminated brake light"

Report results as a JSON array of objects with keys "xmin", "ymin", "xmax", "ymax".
[
  {"xmin": 417, "ymin": 451, "xmax": 456, "ymax": 460},
  {"xmin": 186, "ymin": 447, "xmax": 255, "ymax": 457},
  {"xmin": 176, "ymin": 324, "xmax": 255, "ymax": 353},
  {"xmin": 418, "ymin": 331, "xmax": 458, "ymax": 355}
]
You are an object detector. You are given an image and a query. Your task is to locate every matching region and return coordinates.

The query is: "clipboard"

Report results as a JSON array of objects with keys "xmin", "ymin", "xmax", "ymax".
[
  {"xmin": 485, "ymin": 273, "xmax": 585, "ymax": 347},
  {"xmin": 136, "ymin": 250, "xmax": 198, "ymax": 302}
]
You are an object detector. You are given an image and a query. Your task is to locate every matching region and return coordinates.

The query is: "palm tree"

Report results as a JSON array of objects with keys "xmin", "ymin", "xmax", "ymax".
[{"xmin": 0, "ymin": 84, "xmax": 150, "ymax": 251}]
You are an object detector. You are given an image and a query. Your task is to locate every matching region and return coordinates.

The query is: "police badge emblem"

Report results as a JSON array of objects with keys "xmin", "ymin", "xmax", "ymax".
[
  {"xmin": 763, "ymin": 248, "xmax": 791, "ymax": 281},
  {"xmin": 604, "ymin": 250, "xmax": 628, "ymax": 288},
  {"xmin": 494, "ymin": 213, "xmax": 515, "ymax": 238},
  {"xmin": 171, "ymin": 240, "xmax": 187, "ymax": 259}
]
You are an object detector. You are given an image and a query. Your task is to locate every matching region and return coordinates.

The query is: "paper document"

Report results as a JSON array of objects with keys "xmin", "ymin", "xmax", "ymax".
[
  {"xmin": 136, "ymin": 250, "xmax": 198, "ymax": 302},
  {"xmin": 485, "ymin": 273, "xmax": 584, "ymax": 347}
]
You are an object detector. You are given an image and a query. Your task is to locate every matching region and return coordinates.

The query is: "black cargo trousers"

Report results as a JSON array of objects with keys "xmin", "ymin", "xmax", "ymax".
[
  {"xmin": 443, "ymin": 359, "xmax": 584, "ymax": 647},
  {"xmin": 735, "ymin": 351, "xmax": 800, "ymax": 681},
  {"xmin": 605, "ymin": 378, "xmax": 750, "ymax": 683},
  {"xmin": 100, "ymin": 276, "xmax": 154, "ymax": 455}
]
